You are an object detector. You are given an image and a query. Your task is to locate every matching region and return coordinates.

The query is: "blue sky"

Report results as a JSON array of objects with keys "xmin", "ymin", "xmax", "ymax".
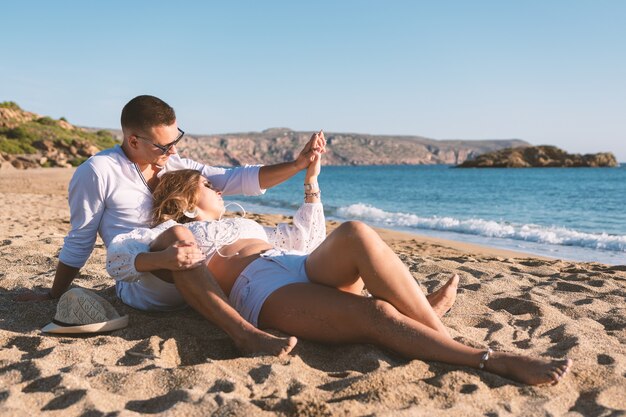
[{"xmin": 2, "ymin": 1, "xmax": 625, "ymax": 161}]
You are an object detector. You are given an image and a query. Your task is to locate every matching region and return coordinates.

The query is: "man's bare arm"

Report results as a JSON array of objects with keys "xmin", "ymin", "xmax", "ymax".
[
  {"xmin": 258, "ymin": 161, "xmax": 302, "ymax": 190},
  {"xmin": 258, "ymin": 131, "xmax": 326, "ymax": 189},
  {"xmin": 14, "ymin": 261, "xmax": 79, "ymax": 301}
]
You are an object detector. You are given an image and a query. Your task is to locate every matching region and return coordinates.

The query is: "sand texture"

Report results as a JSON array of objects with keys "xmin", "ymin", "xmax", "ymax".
[{"xmin": 1, "ymin": 168, "xmax": 625, "ymax": 416}]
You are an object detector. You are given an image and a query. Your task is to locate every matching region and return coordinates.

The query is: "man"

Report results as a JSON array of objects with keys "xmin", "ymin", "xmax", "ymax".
[{"xmin": 19, "ymin": 95, "xmax": 324, "ymax": 356}]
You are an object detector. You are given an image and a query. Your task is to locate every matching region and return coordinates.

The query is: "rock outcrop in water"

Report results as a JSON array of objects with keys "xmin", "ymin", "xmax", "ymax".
[{"xmin": 457, "ymin": 145, "xmax": 618, "ymax": 168}]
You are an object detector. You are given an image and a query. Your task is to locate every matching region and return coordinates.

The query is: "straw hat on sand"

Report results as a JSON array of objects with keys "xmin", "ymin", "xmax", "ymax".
[{"xmin": 41, "ymin": 288, "xmax": 128, "ymax": 334}]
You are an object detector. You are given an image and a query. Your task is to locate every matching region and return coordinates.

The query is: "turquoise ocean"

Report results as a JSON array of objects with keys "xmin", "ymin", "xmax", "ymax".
[{"xmin": 225, "ymin": 164, "xmax": 626, "ymax": 265}]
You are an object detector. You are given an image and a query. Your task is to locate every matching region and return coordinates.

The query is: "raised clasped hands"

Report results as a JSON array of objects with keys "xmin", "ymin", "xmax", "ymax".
[{"xmin": 295, "ymin": 130, "xmax": 326, "ymax": 171}]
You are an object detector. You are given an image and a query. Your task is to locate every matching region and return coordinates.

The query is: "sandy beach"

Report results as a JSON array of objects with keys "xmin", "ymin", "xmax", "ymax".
[{"xmin": 1, "ymin": 167, "xmax": 625, "ymax": 416}]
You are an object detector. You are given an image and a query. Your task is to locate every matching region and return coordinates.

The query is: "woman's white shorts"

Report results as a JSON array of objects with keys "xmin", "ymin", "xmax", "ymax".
[{"xmin": 228, "ymin": 249, "xmax": 310, "ymax": 326}]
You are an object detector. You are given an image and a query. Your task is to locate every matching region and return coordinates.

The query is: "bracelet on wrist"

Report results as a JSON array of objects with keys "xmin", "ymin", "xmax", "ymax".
[
  {"xmin": 304, "ymin": 182, "xmax": 318, "ymax": 192},
  {"xmin": 304, "ymin": 190, "xmax": 321, "ymax": 200}
]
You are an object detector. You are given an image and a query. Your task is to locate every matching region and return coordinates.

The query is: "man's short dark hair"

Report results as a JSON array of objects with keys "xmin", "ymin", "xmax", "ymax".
[{"xmin": 121, "ymin": 95, "xmax": 176, "ymax": 132}]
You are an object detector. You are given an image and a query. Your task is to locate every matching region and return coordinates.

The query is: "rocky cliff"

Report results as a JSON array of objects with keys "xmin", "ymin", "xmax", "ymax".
[
  {"xmin": 177, "ymin": 128, "xmax": 529, "ymax": 166},
  {"xmin": 456, "ymin": 145, "xmax": 618, "ymax": 168}
]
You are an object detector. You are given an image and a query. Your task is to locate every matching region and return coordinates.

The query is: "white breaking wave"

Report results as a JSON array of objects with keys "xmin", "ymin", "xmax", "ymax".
[{"xmin": 336, "ymin": 203, "xmax": 626, "ymax": 252}]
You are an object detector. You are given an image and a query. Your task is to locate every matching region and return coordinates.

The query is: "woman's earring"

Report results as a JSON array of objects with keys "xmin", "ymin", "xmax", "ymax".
[{"xmin": 183, "ymin": 207, "xmax": 198, "ymax": 219}]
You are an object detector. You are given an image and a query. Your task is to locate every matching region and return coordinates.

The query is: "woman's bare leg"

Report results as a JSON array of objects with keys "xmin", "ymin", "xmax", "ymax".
[
  {"xmin": 306, "ymin": 221, "xmax": 451, "ymax": 335},
  {"xmin": 259, "ymin": 283, "xmax": 572, "ymax": 385},
  {"xmin": 149, "ymin": 226, "xmax": 296, "ymax": 357},
  {"xmin": 425, "ymin": 274, "xmax": 459, "ymax": 317}
]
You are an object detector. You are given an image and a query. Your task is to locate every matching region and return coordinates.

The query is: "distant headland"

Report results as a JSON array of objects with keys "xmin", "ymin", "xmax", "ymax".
[{"xmin": 456, "ymin": 145, "xmax": 618, "ymax": 168}]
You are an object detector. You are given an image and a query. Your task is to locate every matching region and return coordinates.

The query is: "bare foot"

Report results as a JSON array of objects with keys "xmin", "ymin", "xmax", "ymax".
[
  {"xmin": 426, "ymin": 274, "xmax": 459, "ymax": 317},
  {"xmin": 234, "ymin": 328, "xmax": 298, "ymax": 358},
  {"xmin": 486, "ymin": 352, "xmax": 573, "ymax": 385}
]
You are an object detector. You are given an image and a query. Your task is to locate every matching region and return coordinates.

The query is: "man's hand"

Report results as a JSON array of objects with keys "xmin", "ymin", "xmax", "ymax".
[
  {"xmin": 14, "ymin": 261, "xmax": 79, "ymax": 302},
  {"xmin": 294, "ymin": 131, "xmax": 326, "ymax": 171}
]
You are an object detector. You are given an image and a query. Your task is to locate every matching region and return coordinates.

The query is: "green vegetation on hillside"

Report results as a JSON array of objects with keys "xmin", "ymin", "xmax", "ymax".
[
  {"xmin": 0, "ymin": 101, "xmax": 22, "ymax": 111},
  {"xmin": 0, "ymin": 101, "xmax": 118, "ymax": 155}
]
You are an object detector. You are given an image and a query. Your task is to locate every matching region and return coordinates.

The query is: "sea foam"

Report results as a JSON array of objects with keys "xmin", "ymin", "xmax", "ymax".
[{"xmin": 336, "ymin": 203, "xmax": 626, "ymax": 252}]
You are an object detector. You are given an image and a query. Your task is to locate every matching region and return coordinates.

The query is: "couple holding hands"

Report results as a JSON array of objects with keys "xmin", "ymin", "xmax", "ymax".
[{"xmin": 21, "ymin": 95, "xmax": 571, "ymax": 386}]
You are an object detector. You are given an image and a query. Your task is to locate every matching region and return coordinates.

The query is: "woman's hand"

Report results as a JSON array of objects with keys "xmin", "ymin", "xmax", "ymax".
[
  {"xmin": 304, "ymin": 132, "xmax": 322, "ymax": 203},
  {"xmin": 305, "ymin": 151, "xmax": 321, "ymax": 181},
  {"xmin": 305, "ymin": 131, "xmax": 324, "ymax": 181},
  {"xmin": 137, "ymin": 240, "xmax": 205, "ymax": 272},
  {"xmin": 161, "ymin": 240, "xmax": 206, "ymax": 270}
]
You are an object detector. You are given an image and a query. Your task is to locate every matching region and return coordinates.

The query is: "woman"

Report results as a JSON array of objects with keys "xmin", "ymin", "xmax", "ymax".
[{"xmin": 107, "ymin": 137, "xmax": 571, "ymax": 385}]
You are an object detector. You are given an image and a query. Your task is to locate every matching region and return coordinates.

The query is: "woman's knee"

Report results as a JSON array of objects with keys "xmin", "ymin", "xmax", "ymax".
[
  {"xmin": 337, "ymin": 220, "xmax": 377, "ymax": 241},
  {"xmin": 150, "ymin": 225, "xmax": 195, "ymax": 250},
  {"xmin": 168, "ymin": 225, "xmax": 194, "ymax": 240}
]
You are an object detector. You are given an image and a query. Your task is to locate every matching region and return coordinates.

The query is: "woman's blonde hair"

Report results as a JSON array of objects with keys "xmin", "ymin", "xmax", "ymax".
[{"xmin": 151, "ymin": 169, "xmax": 202, "ymax": 226}]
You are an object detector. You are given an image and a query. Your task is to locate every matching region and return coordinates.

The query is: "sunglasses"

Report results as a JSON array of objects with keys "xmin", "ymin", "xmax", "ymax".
[{"xmin": 136, "ymin": 128, "xmax": 185, "ymax": 155}]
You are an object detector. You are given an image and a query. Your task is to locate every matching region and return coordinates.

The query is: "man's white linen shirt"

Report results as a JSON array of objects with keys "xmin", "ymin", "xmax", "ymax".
[{"xmin": 58, "ymin": 145, "xmax": 264, "ymax": 269}]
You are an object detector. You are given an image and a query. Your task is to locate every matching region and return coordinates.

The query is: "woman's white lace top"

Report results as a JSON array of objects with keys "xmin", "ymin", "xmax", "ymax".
[{"xmin": 106, "ymin": 202, "xmax": 325, "ymax": 282}]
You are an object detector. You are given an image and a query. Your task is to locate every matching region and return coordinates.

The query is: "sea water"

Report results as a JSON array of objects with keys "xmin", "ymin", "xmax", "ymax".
[{"xmin": 225, "ymin": 164, "xmax": 626, "ymax": 265}]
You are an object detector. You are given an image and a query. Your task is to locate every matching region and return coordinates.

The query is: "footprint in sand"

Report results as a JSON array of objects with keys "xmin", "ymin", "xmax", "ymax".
[
  {"xmin": 287, "ymin": 379, "xmax": 306, "ymax": 396},
  {"xmin": 22, "ymin": 374, "xmax": 62, "ymax": 393},
  {"xmin": 541, "ymin": 324, "xmax": 579, "ymax": 356},
  {"xmin": 121, "ymin": 336, "xmax": 182, "ymax": 368},
  {"xmin": 475, "ymin": 319, "xmax": 504, "ymax": 342},
  {"xmin": 513, "ymin": 339, "xmax": 532, "ymax": 349},
  {"xmin": 460, "ymin": 384, "xmax": 479, "ymax": 394},
  {"xmin": 487, "ymin": 297, "xmax": 541, "ymax": 316},
  {"xmin": 556, "ymin": 281, "xmax": 590, "ymax": 292},
  {"xmin": 458, "ymin": 266, "xmax": 489, "ymax": 279},
  {"xmin": 208, "ymin": 379, "xmax": 236, "ymax": 393},
  {"xmin": 249, "ymin": 364, "xmax": 273, "ymax": 384},
  {"xmin": 126, "ymin": 390, "xmax": 189, "ymax": 414},
  {"xmin": 513, "ymin": 317, "xmax": 541, "ymax": 337},
  {"xmin": 5, "ymin": 335, "xmax": 54, "ymax": 360},
  {"xmin": 462, "ymin": 283, "xmax": 481, "ymax": 292},
  {"xmin": 446, "ymin": 256, "xmax": 472, "ymax": 264},
  {"xmin": 597, "ymin": 316, "xmax": 625, "ymax": 332},
  {"xmin": 41, "ymin": 389, "xmax": 87, "ymax": 411},
  {"xmin": 0, "ymin": 361, "xmax": 41, "ymax": 384},
  {"xmin": 597, "ymin": 354, "xmax": 615, "ymax": 365}
]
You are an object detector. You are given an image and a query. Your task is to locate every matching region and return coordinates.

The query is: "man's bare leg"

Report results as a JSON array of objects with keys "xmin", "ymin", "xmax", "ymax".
[{"xmin": 151, "ymin": 226, "xmax": 297, "ymax": 357}]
